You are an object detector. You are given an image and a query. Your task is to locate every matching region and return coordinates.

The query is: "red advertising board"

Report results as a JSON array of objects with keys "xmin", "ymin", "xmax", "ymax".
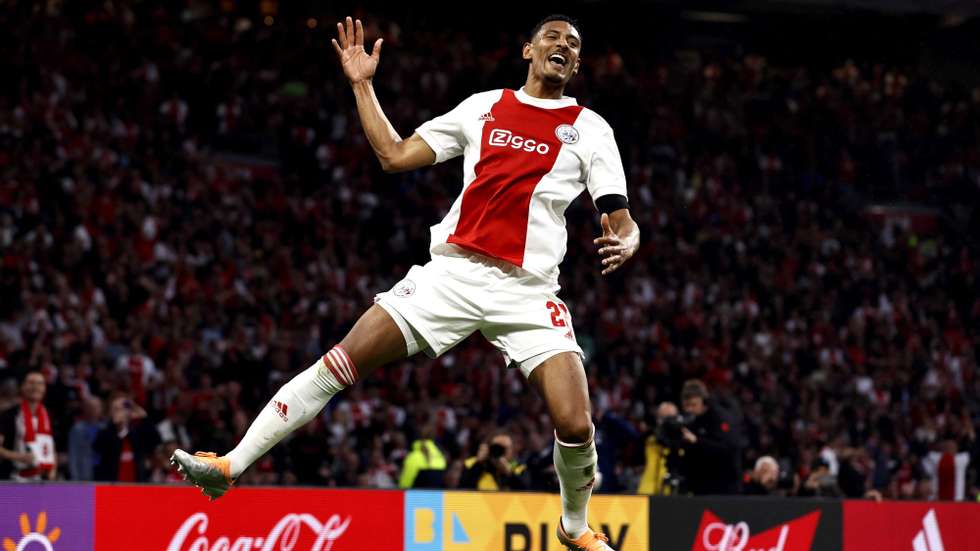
[
  {"xmin": 844, "ymin": 500, "xmax": 980, "ymax": 551},
  {"xmin": 95, "ymin": 485, "xmax": 403, "ymax": 551}
]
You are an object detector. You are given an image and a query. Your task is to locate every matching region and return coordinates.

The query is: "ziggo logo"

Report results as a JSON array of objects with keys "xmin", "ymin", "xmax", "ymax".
[{"xmin": 488, "ymin": 129, "xmax": 551, "ymax": 154}]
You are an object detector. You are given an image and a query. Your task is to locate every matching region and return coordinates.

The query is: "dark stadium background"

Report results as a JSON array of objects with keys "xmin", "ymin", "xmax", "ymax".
[{"xmin": 1, "ymin": 0, "xmax": 979, "ymax": 528}]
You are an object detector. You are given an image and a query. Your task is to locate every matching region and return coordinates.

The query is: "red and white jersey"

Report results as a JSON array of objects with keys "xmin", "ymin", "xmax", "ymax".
[{"xmin": 416, "ymin": 87, "xmax": 627, "ymax": 287}]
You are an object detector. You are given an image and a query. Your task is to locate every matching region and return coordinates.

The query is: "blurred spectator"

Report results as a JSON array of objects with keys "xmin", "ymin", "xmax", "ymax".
[
  {"xmin": 93, "ymin": 396, "xmax": 160, "ymax": 482},
  {"xmin": 744, "ymin": 456, "xmax": 780, "ymax": 495},
  {"xmin": 0, "ymin": 371, "xmax": 57, "ymax": 481},
  {"xmin": 594, "ymin": 402, "xmax": 640, "ymax": 493},
  {"xmin": 114, "ymin": 337, "xmax": 161, "ymax": 408},
  {"xmin": 678, "ymin": 380, "xmax": 742, "ymax": 495},
  {"xmin": 149, "ymin": 441, "xmax": 184, "ymax": 484},
  {"xmin": 398, "ymin": 425, "xmax": 447, "ymax": 489},
  {"xmin": 461, "ymin": 433, "xmax": 529, "ymax": 491},
  {"xmin": 68, "ymin": 396, "xmax": 104, "ymax": 481},
  {"xmin": 637, "ymin": 401, "xmax": 679, "ymax": 495},
  {"xmin": 798, "ymin": 458, "xmax": 843, "ymax": 498},
  {"xmin": 922, "ymin": 440, "xmax": 972, "ymax": 501},
  {"xmin": 155, "ymin": 394, "xmax": 193, "ymax": 452}
]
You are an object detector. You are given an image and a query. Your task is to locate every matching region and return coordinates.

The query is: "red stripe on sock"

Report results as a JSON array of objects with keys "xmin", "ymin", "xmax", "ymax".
[
  {"xmin": 335, "ymin": 345, "xmax": 358, "ymax": 383},
  {"xmin": 321, "ymin": 353, "xmax": 350, "ymax": 386},
  {"xmin": 328, "ymin": 349, "xmax": 354, "ymax": 385}
]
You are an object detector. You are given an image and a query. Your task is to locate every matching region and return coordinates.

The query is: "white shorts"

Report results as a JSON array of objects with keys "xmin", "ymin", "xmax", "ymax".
[{"xmin": 374, "ymin": 250, "xmax": 584, "ymax": 378}]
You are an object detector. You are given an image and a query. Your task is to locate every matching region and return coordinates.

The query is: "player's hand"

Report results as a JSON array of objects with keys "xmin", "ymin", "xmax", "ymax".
[
  {"xmin": 594, "ymin": 212, "xmax": 638, "ymax": 275},
  {"xmin": 332, "ymin": 16, "xmax": 383, "ymax": 84},
  {"xmin": 681, "ymin": 427, "xmax": 698, "ymax": 444}
]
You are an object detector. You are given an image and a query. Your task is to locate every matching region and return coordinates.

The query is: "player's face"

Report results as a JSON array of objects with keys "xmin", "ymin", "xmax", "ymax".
[{"xmin": 523, "ymin": 21, "xmax": 581, "ymax": 86}]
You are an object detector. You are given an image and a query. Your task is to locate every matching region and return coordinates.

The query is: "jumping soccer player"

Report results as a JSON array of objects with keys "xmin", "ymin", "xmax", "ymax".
[{"xmin": 172, "ymin": 14, "xmax": 638, "ymax": 551}]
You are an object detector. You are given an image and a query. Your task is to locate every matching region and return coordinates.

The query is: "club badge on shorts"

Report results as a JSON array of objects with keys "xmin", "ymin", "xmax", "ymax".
[
  {"xmin": 393, "ymin": 279, "xmax": 416, "ymax": 297},
  {"xmin": 555, "ymin": 124, "xmax": 579, "ymax": 144}
]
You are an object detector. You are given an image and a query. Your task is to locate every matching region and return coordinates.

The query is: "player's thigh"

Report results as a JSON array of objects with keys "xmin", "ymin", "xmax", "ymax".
[
  {"xmin": 528, "ymin": 351, "xmax": 593, "ymax": 444},
  {"xmin": 481, "ymin": 293, "xmax": 583, "ymax": 372},
  {"xmin": 338, "ymin": 304, "xmax": 409, "ymax": 378},
  {"xmin": 374, "ymin": 260, "xmax": 483, "ymax": 357}
]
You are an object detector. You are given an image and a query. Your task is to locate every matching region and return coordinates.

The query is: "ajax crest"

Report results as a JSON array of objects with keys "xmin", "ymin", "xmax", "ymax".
[
  {"xmin": 555, "ymin": 124, "xmax": 579, "ymax": 144},
  {"xmin": 394, "ymin": 279, "xmax": 416, "ymax": 297}
]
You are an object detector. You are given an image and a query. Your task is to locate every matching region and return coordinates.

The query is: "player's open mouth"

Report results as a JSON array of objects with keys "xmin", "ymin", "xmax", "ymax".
[{"xmin": 548, "ymin": 53, "xmax": 567, "ymax": 70}]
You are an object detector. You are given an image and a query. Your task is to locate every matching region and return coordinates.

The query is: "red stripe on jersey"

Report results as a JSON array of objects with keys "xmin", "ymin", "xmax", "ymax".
[{"xmin": 447, "ymin": 89, "xmax": 583, "ymax": 266}]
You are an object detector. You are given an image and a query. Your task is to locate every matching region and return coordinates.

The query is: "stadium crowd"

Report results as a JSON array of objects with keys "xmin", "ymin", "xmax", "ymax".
[{"xmin": 1, "ymin": 3, "xmax": 979, "ymax": 501}]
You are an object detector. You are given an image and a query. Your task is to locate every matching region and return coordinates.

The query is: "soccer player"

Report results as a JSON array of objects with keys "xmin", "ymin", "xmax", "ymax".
[{"xmin": 171, "ymin": 14, "xmax": 638, "ymax": 551}]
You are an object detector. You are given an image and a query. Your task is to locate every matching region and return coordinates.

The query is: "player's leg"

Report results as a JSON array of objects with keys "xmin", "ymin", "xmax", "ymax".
[
  {"xmin": 223, "ymin": 304, "xmax": 407, "ymax": 473},
  {"xmin": 171, "ymin": 304, "xmax": 407, "ymax": 498},
  {"xmin": 528, "ymin": 352, "xmax": 612, "ymax": 550}
]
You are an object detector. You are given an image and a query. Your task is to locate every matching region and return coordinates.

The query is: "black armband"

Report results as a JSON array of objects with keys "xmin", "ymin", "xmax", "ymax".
[{"xmin": 595, "ymin": 194, "xmax": 629, "ymax": 213}]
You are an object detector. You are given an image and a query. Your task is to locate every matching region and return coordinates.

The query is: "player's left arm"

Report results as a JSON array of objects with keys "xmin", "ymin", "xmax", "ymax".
[
  {"xmin": 595, "ymin": 208, "xmax": 639, "ymax": 275},
  {"xmin": 586, "ymin": 116, "xmax": 638, "ymax": 275}
]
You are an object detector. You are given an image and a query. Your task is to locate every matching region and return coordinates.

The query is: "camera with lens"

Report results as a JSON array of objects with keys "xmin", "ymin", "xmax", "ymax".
[
  {"xmin": 489, "ymin": 442, "xmax": 507, "ymax": 459},
  {"xmin": 656, "ymin": 413, "xmax": 692, "ymax": 448}
]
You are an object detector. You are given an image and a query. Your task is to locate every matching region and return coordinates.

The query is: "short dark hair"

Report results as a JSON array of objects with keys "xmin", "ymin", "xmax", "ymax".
[
  {"xmin": 681, "ymin": 379, "xmax": 709, "ymax": 401},
  {"xmin": 20, "ymin": 369, "xmax": 45, "ymax": 385},
  {"xmin": 530, "ymin": 14, "xmax": 582, "ymax": 43}
]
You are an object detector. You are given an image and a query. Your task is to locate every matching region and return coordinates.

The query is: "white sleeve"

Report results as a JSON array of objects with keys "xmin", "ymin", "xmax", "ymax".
[
  {"xmin": 145, "ymin": 358, "xmax": 161, "ymax": 384},
  {"xmin": 586, "ymin": 128, "xmax": 628, "ymax": 202},
  {"xmin": 415, "ymin": 95, "xmax": 476, "ymax": 164}
]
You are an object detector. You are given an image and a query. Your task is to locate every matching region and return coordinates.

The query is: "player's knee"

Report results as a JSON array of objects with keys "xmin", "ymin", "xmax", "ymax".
[{"xmin": 555, "ymin": 412, "xmax": 593, "ymax": 445}]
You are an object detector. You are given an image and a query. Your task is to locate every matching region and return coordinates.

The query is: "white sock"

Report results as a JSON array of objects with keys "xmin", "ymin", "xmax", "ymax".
[
  {"xmin": 553, "ymin": 426, "xmax": 598, "ymax": 539},
  {"xmin": 224, "ymin": 346, "xmax": 357, "ymax": 477}
]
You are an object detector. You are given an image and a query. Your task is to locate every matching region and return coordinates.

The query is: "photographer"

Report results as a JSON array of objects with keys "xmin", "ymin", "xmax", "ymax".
[
  {"xmin": 461, "ymin": 432, "xmax": 529, "ymax": 491},
  {"xmin": 638, "ymin": 401, "xmax": 682, "ymax": 495},
  {"xmin": 677, "ymin": 379, "xmax": 741, "ymax": 495}
]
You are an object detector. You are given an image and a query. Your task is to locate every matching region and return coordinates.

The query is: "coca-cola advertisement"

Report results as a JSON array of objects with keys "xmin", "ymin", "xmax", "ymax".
[
  {"xmin": 94, "ymin": 485, "xmax": 403, "ymax": 551},
  {"xmin": 843, "ymin": 500, "xmax": 980, "ymax": 551},
  {"xmin": 648, "ymin": 497, "xmax": 842, "ymax": 551}
]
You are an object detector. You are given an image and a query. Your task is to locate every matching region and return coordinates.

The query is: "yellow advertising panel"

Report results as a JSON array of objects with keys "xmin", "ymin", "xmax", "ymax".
[{"xmin": 439, "ymin": 491, "xmax": 648, "ymax": 551}]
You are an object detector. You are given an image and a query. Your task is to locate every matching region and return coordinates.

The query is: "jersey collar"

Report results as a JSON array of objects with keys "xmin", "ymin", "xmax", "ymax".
[{"xmin": 514, "ymin": 87, "xmax": 578, "ymax": 109}]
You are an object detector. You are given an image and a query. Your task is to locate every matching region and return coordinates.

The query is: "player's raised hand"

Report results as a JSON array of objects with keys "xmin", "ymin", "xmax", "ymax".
[
  {"xmin": 332, "ymin": 16, "xmax": 383, "ymax": 84},
  {"xmin": 595, "ymin": 212, "xmax": 638, "ymax": 275}
]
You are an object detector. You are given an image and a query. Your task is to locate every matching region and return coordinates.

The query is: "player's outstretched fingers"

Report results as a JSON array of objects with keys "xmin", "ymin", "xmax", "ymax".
[
  {"xmin": 602, "ymin": 259, "xmax": 622, "ymax": 275},
  {"xmin": 355, "ymin": 18, "xmax": 364, "ymax": 47},
  {"xmin": 598, "ymin": 245, "xmax": 623, "ymax": 257},
  {"xmin": 331, "ymin": 38, "xmax": 344, "ymax": 57},
  {"xmin": 346, "ymin": 16, "xmax": 354, "ymax": 47},
  {"xmin": 372, "ymin": 38, "xmax": 383, "ymax": 60},
  {"xmin": 335, "ymin": 21, "xmax": 348, "ymax": 49}
]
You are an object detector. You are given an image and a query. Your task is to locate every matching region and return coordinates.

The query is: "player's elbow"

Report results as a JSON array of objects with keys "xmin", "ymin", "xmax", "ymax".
[
  {"xmin": 378, "ymin": 152, "xmax": 408, "ymax": 173},
  {"xmin": 382, "ymin": 161, "xmax": 411, "ymax": 174},
  {"xmin": 379, "ymin": 159, "xmax": 398, "ymax": 173}
]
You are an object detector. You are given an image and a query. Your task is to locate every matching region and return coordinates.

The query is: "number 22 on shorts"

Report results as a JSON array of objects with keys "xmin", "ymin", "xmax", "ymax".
[{"xmin": 546, "ymin": 300, "xmax": 571, "ymax": 327}]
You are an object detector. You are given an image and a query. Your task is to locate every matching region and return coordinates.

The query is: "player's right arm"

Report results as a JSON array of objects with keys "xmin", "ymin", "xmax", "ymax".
[{"xmin": 332, "ymin": 17, "xmax": 435, "ymax": 173}]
